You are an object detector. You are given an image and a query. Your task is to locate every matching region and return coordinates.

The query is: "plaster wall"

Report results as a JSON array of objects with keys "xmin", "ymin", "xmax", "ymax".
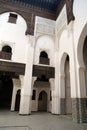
[
  {"xmin": 34, "ymin": 17, "xmax": 55, "ymax": 66},
  {"xmin": 73, "ymin": 0, "xmax": 87, "ymax": 98},
  {"xmin": 55, "ymin": 0, "xmax": 87, "ymax": 99},
  {"xmin": 0, "ymin": 12, "xmax": 31, "ymax": 63}
]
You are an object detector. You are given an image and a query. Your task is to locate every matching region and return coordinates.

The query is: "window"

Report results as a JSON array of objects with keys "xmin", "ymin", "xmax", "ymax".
[
  {"xmin": 0, "ymin": 45, "xmax": 12, "ymax": 60},
  {"xmin": 8, "ymin": 13, "xmax": 18, "ymax": 24},
  {"xmin": 39, "ymin": 51, "xmax": 49, "ymax": 65},
  {"xmin": 2, "ymin": 46, "xmax": 12, "ymax": 53},
  {"xmin": 32, "ymin": 90, "xmax": 36, "ymax": 100}
]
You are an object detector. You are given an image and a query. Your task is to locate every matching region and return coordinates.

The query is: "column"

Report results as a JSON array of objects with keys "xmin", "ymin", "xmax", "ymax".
[
  {"xmin": 73, "ymin": 66, "xmax": 87, "ymax": 123},
  {"xmin": 59, "ymin": 74, "xmax": 66, "ymax": 114},
  {"xmin": 11, "ymin": 78, "xmax": 21, "ymax": 111},
  {"xmin": 49, "ymin": 78, "xmax": 59, "ymax": 114},
  {"xmin": 67, "ymin": 22, "xmax": 87, "ymax": 123},
  {"xmin": 19, "ymin": 44, "xmax": 34, "ymax": 115}
]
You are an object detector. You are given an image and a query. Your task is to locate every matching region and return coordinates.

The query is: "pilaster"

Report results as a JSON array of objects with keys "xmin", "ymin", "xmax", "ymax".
[{"xmin": 49, "ymin": 78, "xmax": 59, "ymax": 114}]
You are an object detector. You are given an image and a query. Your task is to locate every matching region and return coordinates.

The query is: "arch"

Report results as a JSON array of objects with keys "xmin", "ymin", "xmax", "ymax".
[
  {"xmin": 76, "ymin": 24, "xmax": 87, "ymax": 122},
  {"xmin": 77, "ymin": 23, "xmax": 87, "ymax": 67},
  {"xmin": 40, "ymin": 51, "xmax": 48, "ymax": 58},
  {"xmin": 34, "ymin": 35, "xmax": 54, "ymax": 65},
  {"xmin": 35, "ymin": 35, "xmax": 54, "ymax": 47},
  {"xmin": 38, "ymin": 91, "xmax": 47, "ymax": 111},
  {"xmin": 59, "ymin": 52, "xmax": 72, "ymax": 114},
  {"xmin": 2, "ymin": 45, "xmax": 12, "ymax": 53},
  {"xmin": 83, "ymin": 37, "xmax": 87, "ymax": 96},
  {"xmin": 0, "ymin": 12, "xmax": 27, "ymax": 34},
  {"xmin": 76, "ymin": 23, "xmax": 87, "ymax": 97},
  {"xmin": 0, "ymin": 11, "xmax": 27, "ymax": 23},
  {"xmin": 60, "ymin": 52, "xmax": 69, "ymax": 75}
]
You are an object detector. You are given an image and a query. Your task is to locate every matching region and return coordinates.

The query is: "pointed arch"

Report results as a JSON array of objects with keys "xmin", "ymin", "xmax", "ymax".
[
  {"xmin": 59, "ymin": 52, "xmax": 72, "ymax": 114},
  {"xmin": 77, "ymin": 23, "xmax": 87, "ymax": 67}
]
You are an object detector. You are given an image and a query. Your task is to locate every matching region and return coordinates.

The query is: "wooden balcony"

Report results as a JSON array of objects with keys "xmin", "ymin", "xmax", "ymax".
[
  {"xmin": 0, "ymin": 51, "xmax": 11, "ymax": 60},
  {"xmin": 33, "ymin": 65, "xmax": 55, "ymax": 78},
  {"xmin": 0, "ymin": 60, "xmax": 25, "ymax": 78}
]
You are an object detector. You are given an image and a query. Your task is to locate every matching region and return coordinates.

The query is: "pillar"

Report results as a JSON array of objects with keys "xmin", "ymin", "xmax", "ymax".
[
  {"xmin": 19, "ymin": 43, "xmax": 34, "ymax": 115},
  {"xmin": 59, "ymin": 74, "xmax": 66, "ymax": 114},
  {"xmin": 49, "ymin": 78, "xmax": 59, "ymax": 114},
  {"xmin": 67, "ymin": 22, "xmax": 87, "ymax": 123},
  {"xmin": 72, "ymin": 66, "xmax": 87, "ymax": 123}
]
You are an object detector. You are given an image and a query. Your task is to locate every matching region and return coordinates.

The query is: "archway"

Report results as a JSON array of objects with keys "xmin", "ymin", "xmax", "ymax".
[
  {"xmin": 0, "ymin": 75, "xmax": 13, "ymax": 109},
  {"xmin": 60, "ymin": 53, "xmax": 72, "ymax": 115},
  {"xmin": 65, "ymin": 56, "xmax": 72, "ymax": 114},
  {"xmin": 2, "ymin": 45, "xmax": 12, "ymax": 53},
  {"xmin": 83, "ymin": 37, "xmax": 87, "ymax": 109},
  {"xmin": 38, "ymin": 91, "xmax": 47, "ymax": 111},
  {"xmin": 75, "ymin": 24, "xmax": 87, "ymax": 123}
]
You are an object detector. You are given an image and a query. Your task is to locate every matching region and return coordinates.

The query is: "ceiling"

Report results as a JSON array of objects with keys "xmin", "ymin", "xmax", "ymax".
[{"xmin": 14, "ymin": 0, "xmax": 61, "ymax": 12}]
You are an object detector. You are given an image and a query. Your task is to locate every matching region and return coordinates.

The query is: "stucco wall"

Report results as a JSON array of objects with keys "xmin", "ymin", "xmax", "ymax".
[
  {"xmin": 34, "ymin": 17, "xmax": 55, "ymax": 66},
  {"xmin": 0, "ymin": 12, "xmax": 31, "ymax": 63}
]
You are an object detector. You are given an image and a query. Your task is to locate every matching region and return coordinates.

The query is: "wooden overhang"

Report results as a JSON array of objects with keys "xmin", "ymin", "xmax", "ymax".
[
  {"xmin": 33, "ymin": 65, "xmax": 55, "ymax": 79},
  {"xmin": 0, "ymin": 60, "xmax": 25, "ymax": 78}
]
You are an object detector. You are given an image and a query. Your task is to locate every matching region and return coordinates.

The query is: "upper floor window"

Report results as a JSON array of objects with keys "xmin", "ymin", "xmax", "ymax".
[
  {"xmin": 8, "ymin": 13, "xmax": 18, "ymax": 24},
  {"xmin": 2, "ymin": 45, "xmax": 12, "ymax": 53},
  {"xmin": 39, "ymin": 51, "xmax": 49, "ymax": 65},
  {"xmin": 0, "ymin": 45, "xmax": 12, "ymax": 60}
]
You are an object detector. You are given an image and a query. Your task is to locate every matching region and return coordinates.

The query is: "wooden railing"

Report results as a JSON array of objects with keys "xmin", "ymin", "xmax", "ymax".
[
  {"xmin": 39, "ymin": 57, "xmax": 49, "ymax": 65},
  {"xmin": 0, "ymin": 51, "xmax": 12, "ymax": 60}
]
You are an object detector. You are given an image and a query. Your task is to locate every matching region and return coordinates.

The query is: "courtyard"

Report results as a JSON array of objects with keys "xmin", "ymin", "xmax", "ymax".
[{"xmin": 0, "ymin": 110, "xmax": 87, "ymax": 130}]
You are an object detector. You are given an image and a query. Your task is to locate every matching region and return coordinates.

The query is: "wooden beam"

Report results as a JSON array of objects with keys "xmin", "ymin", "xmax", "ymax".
[
  {"xmin": 0, "ymin": 60, "xmax": 25, "ymax": 75},
  {"xmin": 33, "ymin": 65, "xmax": 55, "ymax": 78}
]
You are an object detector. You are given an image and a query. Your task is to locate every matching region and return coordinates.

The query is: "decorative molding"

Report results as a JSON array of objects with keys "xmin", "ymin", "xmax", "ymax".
[
  {"xmin": 35, "ymin": 17, "xmax": 55, "ymax": 36},
  {"xmin": 56, "ymin": 5, "xmax": 67, "ymax": 36}
]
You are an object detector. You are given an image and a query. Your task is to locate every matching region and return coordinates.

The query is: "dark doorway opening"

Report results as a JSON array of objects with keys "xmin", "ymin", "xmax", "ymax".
[
  {"xmin": 65, "ymin": 55, "xmax": 72, "ymax": 114},
  {"xmin": 83, "ymin": 36, "xmax": 87, "ymax": 109},
  {"xmin": 0, "ymin": 75, "xmax": 13, "ymax": 109},
  {"xmin": 38, "ymin": 91, "xmax": 47, "ymax": 111},
  {"xmin": 15, "ymin": 89, "xmax": 21, "ymax": 111}
]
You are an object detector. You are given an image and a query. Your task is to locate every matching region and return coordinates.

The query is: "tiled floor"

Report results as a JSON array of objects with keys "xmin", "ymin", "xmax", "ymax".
[{"xmin": 0, "ymin": 110, "xmax": 87, "ymax": 130}]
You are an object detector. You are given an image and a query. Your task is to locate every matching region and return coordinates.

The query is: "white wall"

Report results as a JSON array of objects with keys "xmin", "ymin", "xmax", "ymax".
[
  {"xmin": 34, "ymin": 35, "xmax": 55, "ymax": 66},
  {"xmin": 0, "ymin": 12, "xmax": 30, "ymax": 63},
  {"xmin": 54, "ymin": 0, "xmax": 87, "ymax": 101},
  {"xmin": 34, "ymin": 16, "xmax": 55, "ymax": 66}
]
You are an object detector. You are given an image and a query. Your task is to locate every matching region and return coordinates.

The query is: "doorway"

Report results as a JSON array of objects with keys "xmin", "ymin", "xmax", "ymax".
[
  {"xmin": 15, "ymin": 89, "xmax": 21, "ymax": 111},
  {"xmin": 83, "ymin": 36, "xmax": 87, "ymax": 109},
  {"xmin": 65, "ymin": 56, "xmax": 72, "ymax": 114},
  {"xmin": 38, "ymin": 91, "xmax": 47, "ymax": 111},
  {"xmin": 0, "ymin": 75, "xmax": 13, "ymax": 109}
]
